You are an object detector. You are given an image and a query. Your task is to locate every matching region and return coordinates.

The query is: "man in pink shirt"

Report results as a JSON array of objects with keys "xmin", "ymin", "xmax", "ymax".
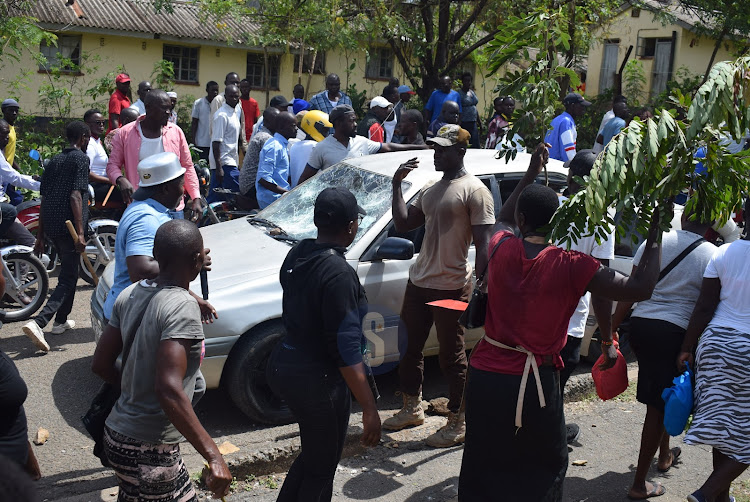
[{"xmin": 107, "ymin": 90, "xmax": 202, "ymax": 219}]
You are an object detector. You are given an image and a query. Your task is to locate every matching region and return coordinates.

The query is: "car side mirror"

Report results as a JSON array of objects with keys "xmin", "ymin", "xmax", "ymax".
[{"xmin": 375, "ymin": 237, "xmax": 414, "ymax": 261}]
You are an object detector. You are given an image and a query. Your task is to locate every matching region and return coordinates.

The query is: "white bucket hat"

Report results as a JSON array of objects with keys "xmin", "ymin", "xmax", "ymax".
[{"xmin": 136, "ymin": 152, "xmax": 186, "ymax": 187}]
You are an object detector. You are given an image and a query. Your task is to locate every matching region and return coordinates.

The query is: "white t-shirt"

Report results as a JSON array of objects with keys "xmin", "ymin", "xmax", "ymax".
[
  {"xmin": 703, "ymin": 239, "xmax": 750, "ymax": 333},
  {"xmin": 289, "ymin": 140, "xmax": 316, "ymax": 188},
  {"xmin": 384, "ymin": 117, "xmax": 397, "ymax": 143},
  {"xmin": 87, "ymin": 136, "xmax": 109, "ymax": 177},
  {"xmin": 593, "ymin": 109, "xmax": 615, "ymax": 154},
  {"xmin": 306, "ymin": 135, "xmax": 381, "ymax": 172},
  {"xmin": 138, "ymin": 123, "xmax": 165, "ymax": 161},
  {"xmin": 191, "ymin": 98, "xmax": 212, "ymax": 147},
  {"xmin": 633, "ymin": 230, "xmax": 717, "ymax": 329},
  {"xmin": 211, "ymin": 103, "xmax": 241, "ymax": 168},
  {"xmin": 130, "ymin": 99, "xmax": 146, "ymax": 116}
]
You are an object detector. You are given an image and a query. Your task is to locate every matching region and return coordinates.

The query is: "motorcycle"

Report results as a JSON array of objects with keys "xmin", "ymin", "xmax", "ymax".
[
  {"xmin": 0, "ymin": 243, "xmax": 48, "ymax": 322},
  {"xmin": 23, "ymin": 150, "xmax": 119, "ymax": 285}
]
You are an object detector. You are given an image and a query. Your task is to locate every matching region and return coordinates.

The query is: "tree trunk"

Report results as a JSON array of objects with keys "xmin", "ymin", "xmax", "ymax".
[
  {"xmin": 305, "ymin": 49, "xmax": 318, "ymax": 100},
  {"xmin": 701, "ymin": 25, "xmax": 729, "ymax": 86}
]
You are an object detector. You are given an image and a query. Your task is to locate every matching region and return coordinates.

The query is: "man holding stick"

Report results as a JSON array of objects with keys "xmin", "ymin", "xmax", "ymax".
[{"xmin": 22, "ymin": 121, "xmax": 91, "ymax": 352}]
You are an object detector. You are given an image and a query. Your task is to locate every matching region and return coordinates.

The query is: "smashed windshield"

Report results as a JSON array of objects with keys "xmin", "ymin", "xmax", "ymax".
[{"xmin": 255, "ymin": 162, "xmax": 411, "ymax": 247}]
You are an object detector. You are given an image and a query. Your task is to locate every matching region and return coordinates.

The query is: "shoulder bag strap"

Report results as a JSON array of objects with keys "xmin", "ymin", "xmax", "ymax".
[
  {"xmin": 476, "ymin": 234, "xmax": 513, "ymax": 283},
  {"xmin": 657, "ymin": 237, "xmax": 707, "ymax": 282}
]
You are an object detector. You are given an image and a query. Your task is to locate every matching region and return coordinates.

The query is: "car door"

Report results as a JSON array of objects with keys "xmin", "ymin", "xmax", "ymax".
[{"xmin": 355, "ymin": 175, "xmax": 499, "ymax": 373}]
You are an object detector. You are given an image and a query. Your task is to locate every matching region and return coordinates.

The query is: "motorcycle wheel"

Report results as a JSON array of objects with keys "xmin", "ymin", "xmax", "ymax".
[
  {"xmin": 80, "ymin": 226, "xmax": 117, "ymax": 286},
  {"xmin": 1, "ymin": 253, "xmax": 49, "ymax": 322}
]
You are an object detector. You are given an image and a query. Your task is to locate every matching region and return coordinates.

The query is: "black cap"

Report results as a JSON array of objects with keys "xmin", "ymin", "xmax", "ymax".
[
  {"xmin": 314, "ymin": 187, "xmax": 366, "ymax": 228},
  {"xmin": 269, "ymin": 95, "xmax": 291, "ymax": 108},
  {"xmin": 562, "ymin": 92, "xmax": 592, "ymax": 107},
  {"xmin": 329, "ymin": 104, "xmax": 355, "ymax": 124}
]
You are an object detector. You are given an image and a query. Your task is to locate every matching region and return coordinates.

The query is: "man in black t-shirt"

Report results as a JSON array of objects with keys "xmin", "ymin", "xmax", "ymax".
[{"xmin": 22, "ymin": 121, "xmax": 90, "ymax": 352}]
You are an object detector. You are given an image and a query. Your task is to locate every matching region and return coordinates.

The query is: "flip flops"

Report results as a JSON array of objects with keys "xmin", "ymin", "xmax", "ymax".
[
  {"xmin": 628, "ymin": 481, "xmax": 666, "ymax": 500},
  {"xmin": 658, "ymin": 446, "xmax": 682, "ymax": 472}
]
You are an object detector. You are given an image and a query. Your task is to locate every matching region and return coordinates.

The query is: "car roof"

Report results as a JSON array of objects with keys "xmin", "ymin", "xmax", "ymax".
[{"xmin": 335, "ymin": 149, "xmax": 568, "ymax": 186}]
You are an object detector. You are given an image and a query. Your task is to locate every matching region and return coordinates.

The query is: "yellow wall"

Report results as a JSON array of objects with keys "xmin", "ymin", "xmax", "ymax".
[
  {"xmin": 0, "ymin": 31, "xmax": 497, "ymax": 122},
  {"xmin": 586, "ymin": 7, "xmax": 736, "ymax": 98}
]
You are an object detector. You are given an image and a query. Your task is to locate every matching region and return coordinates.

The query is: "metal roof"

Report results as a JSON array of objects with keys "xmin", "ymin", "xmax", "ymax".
[{"xmin": 18, "ymin": 0, "xmax": 262, "ymax": 46}]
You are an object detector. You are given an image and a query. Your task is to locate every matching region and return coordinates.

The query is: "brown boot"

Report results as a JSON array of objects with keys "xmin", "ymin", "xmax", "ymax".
[
  {"xmin": 425, "ymin": 410, "xmax": 465, "ymax": 448},
  {"xmin": 382, "ymin": 393, "xmax": 425, "ymax": 431}
]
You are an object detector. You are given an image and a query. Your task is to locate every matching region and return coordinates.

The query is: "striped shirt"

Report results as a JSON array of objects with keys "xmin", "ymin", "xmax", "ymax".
[{"xmin": 545, "ymin": 111, "xmax": 577, "ymax": 162}]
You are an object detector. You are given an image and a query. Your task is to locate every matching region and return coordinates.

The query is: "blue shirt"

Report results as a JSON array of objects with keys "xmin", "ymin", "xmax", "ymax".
[
  {"xmin": 424, "ymin": 90, "xmax": 462, "ymax": 117},
  {"xmin": 544, "ymin": 111, "xmax": 577, "ymax": 162},
  {"xmin": 601, "ymin": 116, "xmax": 626, "ymax": 148},
  {"xmin": 103, "ymin": 198, "xmax": 172, "ymax": 319},
  {"xmin": 256, "ymin": 132, "xmax": 291, "ymax": 209}
]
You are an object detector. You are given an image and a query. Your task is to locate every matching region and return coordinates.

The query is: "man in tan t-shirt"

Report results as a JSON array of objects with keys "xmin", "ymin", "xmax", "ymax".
[{"xmin": 385, "ymin": 124, "xmax": 494, "ymax": 447}]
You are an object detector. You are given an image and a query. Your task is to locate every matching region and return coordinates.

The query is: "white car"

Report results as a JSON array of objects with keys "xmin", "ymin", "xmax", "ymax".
[{"xmin": 90, "ymin": 149, "xmax": 635, "ymax": 424}]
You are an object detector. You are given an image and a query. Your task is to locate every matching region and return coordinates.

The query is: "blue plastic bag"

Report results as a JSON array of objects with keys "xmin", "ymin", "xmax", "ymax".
[{"xmin": 662, "ymin": 362, "xmax": 693, "ymax": 436}]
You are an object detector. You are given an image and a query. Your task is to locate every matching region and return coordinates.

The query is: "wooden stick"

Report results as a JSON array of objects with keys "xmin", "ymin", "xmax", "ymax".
[
  {"xmin": 102, "ymin": 184, "xmax": 115, "ymax": 207},
  {"xmin": 65, "ymin": 220, "xmax": 98, "ymax": 286}
]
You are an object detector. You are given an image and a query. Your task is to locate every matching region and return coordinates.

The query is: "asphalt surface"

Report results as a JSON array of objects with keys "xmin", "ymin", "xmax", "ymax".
[{"xmin": 4, "ymin": 275, "xmax": 749, "ymax": 502}]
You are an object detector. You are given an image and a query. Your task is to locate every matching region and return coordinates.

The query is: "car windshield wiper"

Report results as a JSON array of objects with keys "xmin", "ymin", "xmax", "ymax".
[
  {"xmin": 248, "ymin": 217, "xmax": 287, "ymax": 235},
  {"xmin": 270, "ymin": 234, "xmax": 299, "ymax": 244}
]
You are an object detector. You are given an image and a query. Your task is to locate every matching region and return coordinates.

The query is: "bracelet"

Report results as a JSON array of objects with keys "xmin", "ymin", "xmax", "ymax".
[{"xmin": 601, "ymin": 340, "xmax": 614, "ymax": 347}]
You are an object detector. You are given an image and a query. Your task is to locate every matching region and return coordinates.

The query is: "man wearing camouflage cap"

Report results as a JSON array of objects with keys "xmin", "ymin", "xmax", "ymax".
[{"xmin": 385, "ymin": 125, "xmax": 495, "ymax": 447}]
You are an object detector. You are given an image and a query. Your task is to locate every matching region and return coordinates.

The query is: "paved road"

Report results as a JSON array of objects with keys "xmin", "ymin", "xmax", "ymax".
[{"xmin": 4, "ymin": 276, "xmax": 749, "ymax": 502}]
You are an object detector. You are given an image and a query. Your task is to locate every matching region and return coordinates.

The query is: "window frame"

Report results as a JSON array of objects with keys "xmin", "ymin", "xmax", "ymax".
[
  {"xmin": 246, "ymin": 52, "xmax": 281, "ymax": 90},
  {"xmin": 162, "ymin": 44, "xmax": 199, "ymax": 84},
  {"xmin": 366, "ymin": 47, "xmax": 394, "ymax": 80},
  {"xmin": 39, "ymin": 35, "xmax": 82, "ymax": 73},
  {"xmin": 292, "ymin": 51, "xmax": 326, "ymax": 75}
]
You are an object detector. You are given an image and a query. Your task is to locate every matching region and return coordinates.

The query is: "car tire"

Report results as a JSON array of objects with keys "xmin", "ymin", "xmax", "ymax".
[{"xmin": 222, "ymin": 322, "xmax": 293, "ymax": 425}]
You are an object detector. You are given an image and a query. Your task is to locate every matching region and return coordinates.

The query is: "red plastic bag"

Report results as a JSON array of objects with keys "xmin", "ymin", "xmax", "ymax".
[{"xmin": 591, "ymin": 349, "xmax": 628, "ymax": 401}]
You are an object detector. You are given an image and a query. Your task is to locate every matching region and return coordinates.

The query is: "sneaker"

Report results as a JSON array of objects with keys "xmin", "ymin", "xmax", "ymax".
[
  {"xmin": 22, "ymin": 321, "xmax": 50, "ymax": 352},
  {"xmin": 51, "ymin": 320, "xmax": 76, "ymax": 335},
  {"xmin": 687, "ymin": 491, "xmax": 707, "ymax": 502},
  {"xmin": 566, "ymin": 423, "xmax": 581, "ymax": 444},
  {"xmin": 382, "ymin": 393, "xmax": 425, "ymax": 431},
  {"xmin": 425, "ymin": 411, "xmax": 465, "ymax": 448}
]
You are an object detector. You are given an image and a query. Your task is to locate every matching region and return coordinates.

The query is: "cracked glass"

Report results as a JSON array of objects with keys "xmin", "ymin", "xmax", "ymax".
[{"xmin": 254, "ymin": 161, "xmax": 411, "ymax": 247}]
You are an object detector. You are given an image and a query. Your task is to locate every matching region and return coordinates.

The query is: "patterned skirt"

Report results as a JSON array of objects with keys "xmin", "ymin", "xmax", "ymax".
[
  {"xmin": 684, "ymin": 327, "xmax": 750, "ymax": 464},
  {"xmin": 103, "ymin": 426, "xmax": 197, "ymax": 502}
]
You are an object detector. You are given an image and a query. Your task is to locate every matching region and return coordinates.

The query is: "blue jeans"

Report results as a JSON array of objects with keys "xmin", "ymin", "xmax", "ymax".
[
  {"xmin": 207, "ymin": 165, "xmax": 240, "ymax": 203},
  {"xmin": 268, "ymin": 344, "xmax": 351, "ymax": 502}
]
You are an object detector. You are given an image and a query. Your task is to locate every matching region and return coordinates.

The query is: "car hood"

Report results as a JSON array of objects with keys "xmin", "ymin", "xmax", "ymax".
[{"xmin": 189, "ymin": 217, "xmax": 293, "ymax": 294}]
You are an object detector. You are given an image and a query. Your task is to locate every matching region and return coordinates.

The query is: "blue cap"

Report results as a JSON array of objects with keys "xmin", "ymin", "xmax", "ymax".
[
  {"xmin": 397, "ymin": 85, "xmax": 415, "ymax": 95},
  {"xmin": 1, "ymin": 99, "xmax": 19, "ymax": 109},
  {"xmin": 292, "ymin": 99, "xmax": 311, "ymax": 114}
]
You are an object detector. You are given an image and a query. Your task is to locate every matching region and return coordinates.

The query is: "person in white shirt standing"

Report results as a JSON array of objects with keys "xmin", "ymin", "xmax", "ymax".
[
  {"xmin": 209, "ymin": 73, "xmax": 247, "ymax": 167},
  {"xmin": 557, "ymin": 150, "xmax": 616, "ymax": 445},
  {"xmin": 191, "ymin": 81, "xmax": 219, "ymax": 162},
  {"xmin": 593, "ymin": 95, "xmax": 627, "ymax": 154},
  {"xmin": 129, "ymin": 81, "xmax": 151, "ymax": 116},
  {"xmin": 84, "ymin": 109, "xmax": 121, "ymax": 206},
  {"xmin": 209, "ymin": 85, "xmax": 242, "ymax": 203}
]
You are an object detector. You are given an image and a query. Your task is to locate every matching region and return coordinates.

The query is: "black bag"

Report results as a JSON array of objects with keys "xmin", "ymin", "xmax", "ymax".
[
  {"xmin": 81, "ymin": 383, "xmax": 120, "ymax": 467},
  {"xmin": 82, "ymin": 327, "xmax": 136, "ymax": 467},
  {"xmin": 459, "ymin": 235, "xmax": 512, "ymax": 329}
]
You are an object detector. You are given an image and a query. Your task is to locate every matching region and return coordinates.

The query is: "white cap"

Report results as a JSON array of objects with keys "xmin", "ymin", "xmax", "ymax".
[
  {"xmin": 137, "ymin": 152, "xmax": 186, "ymax": 187},
  {"xmin": 166, "ymin": 91, "xmax": 178, "ymax": 98},
  {"xmin": 369, "ymin": 96, "xmax": 391, "ymax": 109}
]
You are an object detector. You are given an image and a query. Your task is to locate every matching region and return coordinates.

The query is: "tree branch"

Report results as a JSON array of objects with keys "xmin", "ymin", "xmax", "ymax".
[
  {"xmin": 421, "ymin": 0, "xmax": 435, "ymax": 78},
  {"xmin": 444, "ymin": 30, "xmax": 501, "ymax": 75},
  {"xmin": 450, "ymin": 0, "xmax": 490, "ymax": 45}
]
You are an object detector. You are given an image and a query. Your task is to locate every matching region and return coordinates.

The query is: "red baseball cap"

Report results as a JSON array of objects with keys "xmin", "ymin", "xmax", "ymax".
[{"xmin": 116, "ymin": 73, "xmax": 131, "ymax": 83}]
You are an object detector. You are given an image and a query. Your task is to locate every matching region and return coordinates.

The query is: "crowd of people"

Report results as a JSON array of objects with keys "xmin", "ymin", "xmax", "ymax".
[{"xmin": 0, "ymin": 66, "xmax": 747, "ymax": 502}]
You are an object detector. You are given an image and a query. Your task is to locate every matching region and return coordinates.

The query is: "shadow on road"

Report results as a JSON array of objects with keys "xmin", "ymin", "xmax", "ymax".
[
  {"xmin": 566, "ymin": 466, "xmax": 637, "ymax": 501},
  {"xmin": 51, "ymin": 354, "xmax": 102, "ymax": 430},
  {"xmin": 36, "ymin": 467, "xmax": 114, "ymax": 500}
]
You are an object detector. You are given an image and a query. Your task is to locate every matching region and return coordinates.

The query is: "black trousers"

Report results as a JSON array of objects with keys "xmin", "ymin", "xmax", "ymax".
[
  {"xmin": 559, "ymin": 335, "xmax": 583, "ymax": 394},
  {"xmin": 34, "ymin": 234, "xmax": 79, "ymax": 328},
  {"xmin": 0, "ymin": 203, "xmax": 17, "ymax": 238},
  {"xmin": 459, "ymin": 367, "xmax": 567, "ymax": 502},
  {"xmin": 268, "ymin": 344, "xmax": 351, "ymax": 502}
]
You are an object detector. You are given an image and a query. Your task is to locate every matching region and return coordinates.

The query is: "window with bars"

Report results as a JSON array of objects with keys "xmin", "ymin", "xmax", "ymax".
[
  {"xmin": 246, "ymin": 53, "xmax": 281, "ymax": 89},
  {"xmin": 366, "ymin": 47, "xmax": 394, "ymax": 80},
  {"xmin": 163, "ymin": 45, "xmax": 198, "ymax": 83},
  {"xmin": 293, "ymin": 51, "xmax": 326, "ymax": 74},
  {"xmin": 39, "ymin": 35, "xmax": 82, "ymax": 72}
]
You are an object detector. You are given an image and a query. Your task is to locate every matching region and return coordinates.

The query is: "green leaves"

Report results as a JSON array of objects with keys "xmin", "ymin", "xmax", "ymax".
[{"xmin": 549, "ymin": 56, "xmax": 750, "ymax": 246}]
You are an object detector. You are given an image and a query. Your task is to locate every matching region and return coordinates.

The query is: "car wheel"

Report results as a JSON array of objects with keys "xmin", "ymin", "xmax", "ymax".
[{"xmin": 222, "ymin": 322, "xmax": 293, "ymax": 425}]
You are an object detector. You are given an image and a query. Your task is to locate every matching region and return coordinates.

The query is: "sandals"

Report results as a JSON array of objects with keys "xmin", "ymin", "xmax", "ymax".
[
  {"xmin": 658, "ymin": 446, "xmax": 682, "ymax": 472},
  {"xmin": 628, "ymin": 481, "xmax": 666, "ymax": 500}
]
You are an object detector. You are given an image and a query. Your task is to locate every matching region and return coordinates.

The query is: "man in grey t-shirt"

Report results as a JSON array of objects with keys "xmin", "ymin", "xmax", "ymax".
[{"xmin": 92, "ymin": 220, "xmax": 232, "ymax": 500}]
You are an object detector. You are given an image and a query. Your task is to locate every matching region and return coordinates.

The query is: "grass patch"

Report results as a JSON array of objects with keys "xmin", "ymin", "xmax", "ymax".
[
  {"xmin": 732, "ymin": 479, "xmax": 750, "ymax": 502},
  {"xmin": 612, "ymin": 380, "xmax": 638, "ymax": 403}
]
